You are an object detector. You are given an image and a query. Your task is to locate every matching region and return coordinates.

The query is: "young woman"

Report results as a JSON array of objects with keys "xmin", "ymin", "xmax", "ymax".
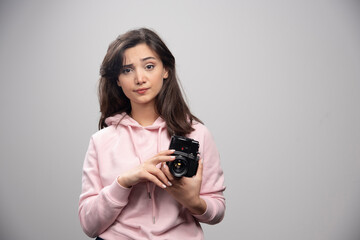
[{"xmin": 79, "ymin": 28, "xmax": 225, "ymax": 240}]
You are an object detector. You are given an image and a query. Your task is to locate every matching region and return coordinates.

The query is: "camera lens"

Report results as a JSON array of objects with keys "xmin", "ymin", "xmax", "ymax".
[{"xmin": 170, "ymin": 156, "xmax": 188, "ymax": 177}]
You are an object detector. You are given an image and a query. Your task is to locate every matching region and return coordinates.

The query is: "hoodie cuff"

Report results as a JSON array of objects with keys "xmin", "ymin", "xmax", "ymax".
[
  {"xmin": 192, "ymin": 197, "xmax": 214, "ymax": 222},
  {"xmin": 105, "ymin": 178, "xmax": 132, "ymax": 206}
]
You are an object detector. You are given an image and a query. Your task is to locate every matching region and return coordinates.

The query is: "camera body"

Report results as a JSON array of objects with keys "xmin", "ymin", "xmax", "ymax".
[{"xmin": 167, "ymin": 135, "xmax": 199, "ymax": 178}]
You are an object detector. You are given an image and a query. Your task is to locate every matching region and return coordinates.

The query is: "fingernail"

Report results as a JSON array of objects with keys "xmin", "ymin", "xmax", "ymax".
[
  {"xmin": 170, "ymin": 156, "xmax": 175, "ymax": 160},
  {"xmin": 170, "ymin": 149, "xmax": 175, "ymax": 152},
  {"xmin": 162, "ymin": 184, "xmax": 167, "ymax": 189},
  {"xmin": 168, "ymin": 181, "xmax": 172, "ymax": 186}
]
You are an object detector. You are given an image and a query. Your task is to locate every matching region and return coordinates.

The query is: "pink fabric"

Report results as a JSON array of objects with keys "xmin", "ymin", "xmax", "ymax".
[{"xmin": 79, "ymin": 113, "xmax": 225, "ymax": 239}]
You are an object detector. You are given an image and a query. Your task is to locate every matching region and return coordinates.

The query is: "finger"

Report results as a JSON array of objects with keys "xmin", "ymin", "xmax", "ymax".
[
  {"xmin": 147, "ymin": 165, "xmax": 172, "ymax": 187},
  {"xmin": 151, "ymin": 155, "xmax": 175, "ymax": 164},
  {"xmin": 156, "ymin": 149, "xmax": 176, "ymax": 157},
  {"xmin": 144, "ymin": 172, "xmax": 168, "ymax": 189},
  {"xmin": 161, "ymin": 162, "xmax": 174, "ymax": 181}
]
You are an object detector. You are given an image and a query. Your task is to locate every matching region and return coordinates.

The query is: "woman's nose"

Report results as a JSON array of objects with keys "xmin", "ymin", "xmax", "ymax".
[{"xmin": 134, "ymin": 69, "xmax": 146, "ymax": 85}]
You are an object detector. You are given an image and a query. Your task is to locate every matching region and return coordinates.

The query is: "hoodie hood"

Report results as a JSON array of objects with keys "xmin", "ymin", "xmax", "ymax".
[{"xmin": 105, "ymin": 112, "xmax": 167, "ymax": 130}]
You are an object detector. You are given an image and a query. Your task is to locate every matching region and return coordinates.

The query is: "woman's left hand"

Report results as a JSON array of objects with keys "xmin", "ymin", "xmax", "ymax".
[{"xmin": 161, "ymin": 159, "xmax": 207, "ymax": 215}]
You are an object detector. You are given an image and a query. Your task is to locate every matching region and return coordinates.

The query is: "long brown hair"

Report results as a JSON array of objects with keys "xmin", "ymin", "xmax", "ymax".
[{"xmin": 98, "ymin": 28, "xmax": 202, "ymax": 136}]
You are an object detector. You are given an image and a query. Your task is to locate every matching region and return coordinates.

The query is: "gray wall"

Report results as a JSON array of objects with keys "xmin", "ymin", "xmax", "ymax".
[{"xmin": 1, "ymin": 0, "xmax": 360, "ymax": 239}]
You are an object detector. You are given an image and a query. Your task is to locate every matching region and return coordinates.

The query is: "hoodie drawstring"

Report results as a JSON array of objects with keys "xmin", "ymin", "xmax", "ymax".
[
  {"xmin": 127, "ymin": 125, "xmax": 163, "ymax": 224},
  {"xmin": 150, "ymin": 127, "xmax": 163, "ymax": 223}
]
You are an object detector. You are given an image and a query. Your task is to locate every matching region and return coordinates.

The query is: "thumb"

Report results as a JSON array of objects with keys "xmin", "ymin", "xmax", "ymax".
[{"xmin": 195, "ymin": 159, "xmax": 203, "ymax": 179}]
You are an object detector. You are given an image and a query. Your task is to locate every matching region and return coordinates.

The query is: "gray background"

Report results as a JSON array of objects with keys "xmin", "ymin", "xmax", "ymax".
[{"xmin": 1, "ymin": 0, "xmax": 360, "ymax": 239}]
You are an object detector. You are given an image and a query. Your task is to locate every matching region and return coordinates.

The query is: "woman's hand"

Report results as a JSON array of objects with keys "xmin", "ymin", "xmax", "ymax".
[
  {"xmin": 161, "ymin": 159, "xmax": 207, "ymax": 215},
  {"xmin": 117, "ymin": 150, "xmax": 175, "ymax": 189}
]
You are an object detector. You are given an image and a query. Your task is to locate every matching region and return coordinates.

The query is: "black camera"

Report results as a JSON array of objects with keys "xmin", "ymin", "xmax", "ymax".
[{"xmin": 167, "ymin": 135, "xmax": 199, "ymax": 178}]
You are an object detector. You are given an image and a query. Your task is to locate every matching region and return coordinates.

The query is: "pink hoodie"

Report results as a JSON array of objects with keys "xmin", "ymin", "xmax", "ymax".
[{"xmin": 79, "ymin": 113, "xmax": 225, "ymax": 239}]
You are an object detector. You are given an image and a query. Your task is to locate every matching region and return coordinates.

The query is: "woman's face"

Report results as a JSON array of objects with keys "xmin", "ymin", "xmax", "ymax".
[{"xmin": 117, "ymin": 43, "xmax": 168, "ymax": 110}]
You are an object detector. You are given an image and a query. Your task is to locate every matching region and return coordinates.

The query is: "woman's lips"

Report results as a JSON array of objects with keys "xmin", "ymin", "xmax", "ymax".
[{"xmin": 134, "ymin": 88, "xmax": 149, "ymax": 94}]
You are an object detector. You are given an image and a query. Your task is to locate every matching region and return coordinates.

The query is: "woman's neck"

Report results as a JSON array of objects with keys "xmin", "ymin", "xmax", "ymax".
[{"xmin": 130, "ymin": 103, "xmax": 159, "ymax": 127}]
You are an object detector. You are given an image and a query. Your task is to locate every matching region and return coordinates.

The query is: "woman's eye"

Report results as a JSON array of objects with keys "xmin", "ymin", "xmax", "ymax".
[
  {"xmin": 122, "ymin": 68, "xmax": 132, "ymax": 74},
  {"xmin": 145, "ymin": 64, "xmax": 155, "ymax": 70}
]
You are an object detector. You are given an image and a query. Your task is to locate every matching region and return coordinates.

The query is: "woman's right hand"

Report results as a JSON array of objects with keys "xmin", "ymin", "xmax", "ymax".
[{"xmin": 117, "ymin": 150, "xmax": 175, "ymax": 189}]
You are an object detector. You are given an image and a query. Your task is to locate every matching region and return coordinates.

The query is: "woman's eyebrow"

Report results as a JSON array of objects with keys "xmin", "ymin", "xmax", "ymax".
[
  {"xmin": 122, "ymin": 63, "xmax": 134, "ymax": 68},
  {"xmin": 123, "ymin": 57, "xmax": 157, "ymax": 67},
  {"xmin": 141, "ymin": 56, "xmax": 156, "ymax": 61}
]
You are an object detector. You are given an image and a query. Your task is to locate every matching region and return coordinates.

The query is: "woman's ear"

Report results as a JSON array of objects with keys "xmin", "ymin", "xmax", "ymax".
[
  {"xmin": 163, "ymin": 69, "xmax": 169, "ymax": 79},
  {"xmin": 117, "ymin": 79, "xmax": 121, "ymax": 87}
]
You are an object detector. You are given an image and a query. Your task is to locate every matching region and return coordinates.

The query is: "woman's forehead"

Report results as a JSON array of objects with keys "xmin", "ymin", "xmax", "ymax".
[{"xmin": 122, "ymin": 43, "xmax": 160, "ymax": 63}]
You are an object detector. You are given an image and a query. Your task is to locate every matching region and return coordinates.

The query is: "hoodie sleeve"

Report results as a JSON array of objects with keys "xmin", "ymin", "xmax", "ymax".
[
  {"xmin": 78, "ymin": 137, "xmax": 132, "ymax": 238},
  {"xmin": 192, "ymin": 126, "xmax": 226, "ymax": 224}
]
